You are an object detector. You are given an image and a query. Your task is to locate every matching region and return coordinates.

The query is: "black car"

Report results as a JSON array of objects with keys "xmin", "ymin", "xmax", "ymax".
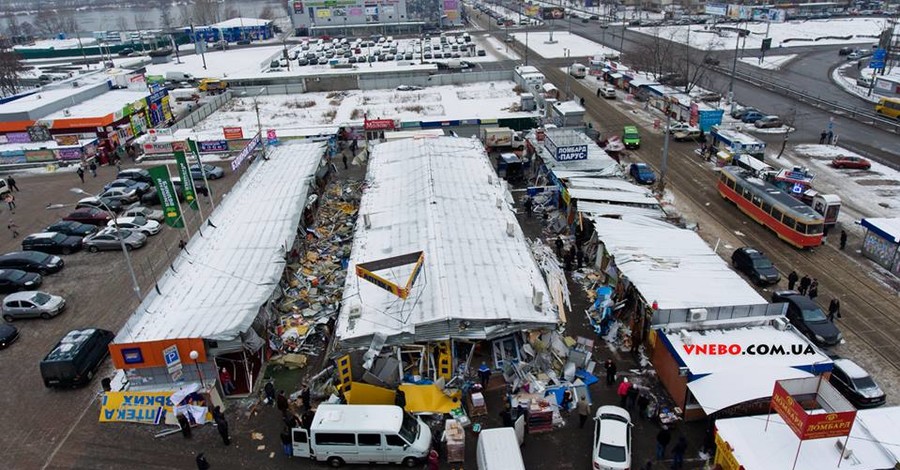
[
  {"xmin": 0, "ymin": 251, "xmax": 63, "ymax": 275},
  {"xmin": 117, "ymin": 47, "xmax": 134, "ymax": 56},
  {"xmin": 731, "ymin": 247, "xmax": 780, "ymax": 285},
  {"xmin": 22, "ymin": 233, "xmax": 83, "ymax": 255},
  {"xmin": 772, "ymin": 290, "xmax": 842, "ymax": 347},
  {"xmin": 829, "ymin": 358, "xmax": 886, "ymax": 408},
  {"xmin": 838, "ymin": 46, "xmax": 854, "ymax": 56},
  {"xmin": 116, "ymin": 169, "xmax": 152, "ymax": 185},
  {"xmin": 0, "ymin": 324, "xmax": 18, "ymax": 348},
  {"xmin": 45, "ymin": 220, "xmax": 99, "ymax": 237},
  {"xmin": 76, "ymin": 196, "xmax": 123, "ymax": 213},
  {"xmin": 0, "ymin": 269, "xmax": 42, "ymax": 293},
  {"xmin": 172, "ymin": 178, "xmax": 209, "ymax": 198}
]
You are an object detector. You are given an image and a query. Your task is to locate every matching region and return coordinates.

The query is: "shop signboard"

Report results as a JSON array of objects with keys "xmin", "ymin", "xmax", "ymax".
[
  {"xmin": 524, "ymin": 5, "xmax": 540, "ymax": 17},
  {"xmin": 317, "ymin": 8, "xmax": 332, "ymax": 17},
  {"xmin": 348, "ymin": 6, "xmax": 363, "ymax": 16},
  {"xmin": 713, "ymin": 432, "xmax": 741, "ymax": 470},
  {"xmin": 56, "ymin": 148, "xmax": 83, "ymax": 161},
  {"xmin": 306, "ymin": 0, "xmax": 356, "ymax": 6},
  {"xmin": 99, "ymin": 391, "xmax": 174, "ymax": 424},
  {"xmin": 267, "ymin": 129, "xmax": 278, "ymax": 146},
  {"xmin": 6, "ymin": 132, "xmax": 31, "ymax": 144},
  {"xmin": 26, "ymin": 125, "xmax": 52, "ymax": 142},
  {"xmin": 24, "ymin": 149, "xmax": 54, "ymax": 162},
  {"xmin": 198, "ymin": 140, "xmax": 229, "ymax": 153},
  {"xmin": 223, "ymin": 127, "xmax": 244, "ymax": 140},
  {"xmin": 54, "ymin": 135, "xmax": 80, "ymax": 146},
  {"xmin": 364, "ymin": 118, "xmax": 396, "ymax": 131},
  {"xmin": 544, "ymin": 134, "xmax": 588, "ymax": 162},
  {"xmin": 142, "ymin": 142, "xmax": 174, "ymax": 154},
  {"xmin": 770, "ymin": 381, "xmax": 857, "ymax": 441},
  {"xmin": 704, "ymin": 3, "xmax": 727, "ymax": 16},
  {"xmin": 0, "ymin": 135, "xmax": 7, "ymax": 144},
  {"xmin": 770, "ymin": 382, "xmax": 807, "ymax": 439}
]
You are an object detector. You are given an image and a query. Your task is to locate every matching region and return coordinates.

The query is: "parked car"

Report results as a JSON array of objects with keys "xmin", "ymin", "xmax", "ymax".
[
  {"xmin": 754, "ymin": 115, "xmax": 784, "ymax": 128},
  {"xmin": 771, "ymin": 290, "xmax": 842, "ymax": 346},
  {"xmin": 108, "ymin": 216, "xmax": 161, "ymax": 236},
  {"xmin": 838, "ymin": 46, "xmax": 854, "ymax": 56},
  {"xmin": 140, "ymin": 188, "xmax": 160, "ymax": 206},
  {"xmin": 703, "ymin": 55, "xmax": 721, "ymax": 65},
  {"xmin": 45, "ymin": 220, "xmax": 98, "ymax": 238},
  {"xmin": 731, "ymin": 247, "xmax": 780, "ymax": 285},
  {"xmin": 673, "ymin": 129, "xmax": 704, "ymax": 142},
  {"xmin": 116, "ymin": 168, "xmax": 153, "ymax": 185},
  {"xmin": 64, "ymin": 208, "xmax": 112, "ymax": 226},
  {"xmin": 741, "ymin": 111, "xmax": 766, "ymax": 123},
  {"xmin": 668, "ymin": 122, "xmax": 699, "ymax": 134},
  {"xmin": 2, "ymin": 291, "xmax": 65, "ymax": 321},
  {"xmin": 104, "ymin": 178, "xmax": 150, "ymax": 196},
  {"xmin": 83, "ymin": 228, "xmax": 147, "ymax": 252},
  {"xmin": 829, "ymin": 358, "xmax": 886, "ymax": 408},
  {"xmin": 0, "ymin": 324, "xmax": 18, "ymax": 348},
  {"xmin": 99, "ymin": 187, "xmax": 139, "ymax": 204},
  {"xmin": 76, "ymin": 196, "xmax": 123, "ymax": 213},
  {"xmin": 40, "ymin": 328, "xmax": 115, "ymax": 388},
  {"xmin": 831, "ymin": 155, "xmax": 871, "ymax": 170},
  {"xmin": 592, "ymin": 406, "xmax": 632, "ymax": 470},
  {"xmin": 0, "ymin": 251, "xmax": 63, "ymax": 275},
  {"xmin": 21, "ymin": 232, "xmax": 83, "ymax": 255},
  {"xmin": 730, "ymin": 107, "xmax": 759, "ymax": 119},
  {"xmin": 856, "ymin": 75, "xmax": 873, "ymax": 87},
  {"xmin": 171, "ymin": 177, "xmax": 209, "ymax": 197},
  {"xmin": 600, "ymin": 86, "xmax": 617, "ymax": 99},
  {"xmin": 121, "ymin": 204, "xmax": 164, "ymax": 222},
  {"xmin": 629, "ymin": 163, "xmax": 656, "ymax": 185},
  {"xmin": 0, "ymin": 269, "xmax": 42, "ymax": 293},
  {"xmin": 847, "ymin": 51, "xmax": 863, "ymax": 60},
  {"xmin": 117, "ymin": 47, "xmax": 134, "ymax": 56},
  {"xmin": 696, "ymin": 91, "xmax": 722, "ymax": 102}
]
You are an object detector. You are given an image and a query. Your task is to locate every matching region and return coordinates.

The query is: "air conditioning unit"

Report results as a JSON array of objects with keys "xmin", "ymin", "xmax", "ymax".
[
  {"xmin": 532, "ymin": 286, "xmax": 543, "ymax": 308},
  {"xmin": 348, "ymin": 306, "xmax": 361, "ymax": 319},
  {"xmin": 679, "ymin": 329, "xmax": 692, "ymax": 345},
  {"xmin": 689, "ymin": 308, "xmax": 708, "ymax": 322},
  {"xmin": 678, "ymin": 366, "xmax": 690, "ymax": 377},
  {"xmin": 773, "ymin": 317, "xmax": 789, "ymax": 331}
]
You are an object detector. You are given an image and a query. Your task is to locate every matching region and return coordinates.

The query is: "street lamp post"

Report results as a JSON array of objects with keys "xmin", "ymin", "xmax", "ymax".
[
  {"xmin": 68, "ymin": 188, "xmax": 142, "ymax": 300},
  {"xmin": 189, "ymin": 350, "xmax": 205, "ymax": 387},
  {"xmin": 728, "ymin": 27, "xmax": 742, "ymax": 114}
]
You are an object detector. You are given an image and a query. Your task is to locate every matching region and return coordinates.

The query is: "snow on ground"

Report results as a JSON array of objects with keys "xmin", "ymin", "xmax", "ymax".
[
  {"xmin": 737, "ymin": 53, "xmax": 797, "ymax": 70},
  {"xmin": 146, "ymin": 45, "xmax": 284, "ymax": 79},
  {"xmin": 511, "ymin": 31, "xmax": 615, "ymax": 59},
  {"xmin": 831, "ymin": 61, "xmax": 881, "ymax": 104},
  {"xmin": 634, "ymin": 17, "xmax": 886, "ymax": 51},
  {"xmin": 466, "ymin": 0, "xmax": 542, "ymax": 25},
  {"xmin": 480, "ymin": 34, "xmax": 520, "ymax": 61},
  {"xmin": 194, "ymin": 81, "xmax": 535, "ymax": 135}
]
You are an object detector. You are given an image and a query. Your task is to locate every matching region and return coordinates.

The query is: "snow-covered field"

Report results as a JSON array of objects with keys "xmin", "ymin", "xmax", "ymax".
[
  {"xmin": 634, "ymin": 17, "xmax": 886, "ymax": 51},
  {"xmin": 146, "ymin": 46, "xmax": 285, "ymax": 79},
  {"xmin": 738, "ymin": 53, "xmax": 797, "ymax": 70},
  {"xmin": 511, "ymin": 31, "xmax": 615, "ymax": 59},
  {"xmin": 480, "ymin": 34, "xmax": 520, "ymax": 61},
  {"xmin": 194, "ymin": 82, "xmax": 536, "ymax": 135}
]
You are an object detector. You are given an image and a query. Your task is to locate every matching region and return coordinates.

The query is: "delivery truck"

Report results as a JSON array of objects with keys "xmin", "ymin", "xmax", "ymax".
[{"xmin": 481, "ymin": 127, "xmax": 525, "ymax": 151}]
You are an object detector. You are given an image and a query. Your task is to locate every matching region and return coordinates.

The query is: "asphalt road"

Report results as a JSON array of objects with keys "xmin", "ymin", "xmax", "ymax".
[{"xmin": 0, "ymin": 161, "xmax": 237, "ymax": 469}]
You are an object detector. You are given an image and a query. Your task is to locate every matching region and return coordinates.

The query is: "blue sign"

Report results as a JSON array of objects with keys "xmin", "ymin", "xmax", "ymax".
[
  {"xmin": 199, "ymin": 140, "xmax": 229, "ymax": 153},
  {"xmin": 555, "ymin": 144, "xmax": 588, "ymax": 161},
  {"xmin": 870, "ymin": 48, "xmax": 887, "ymax": 69}
]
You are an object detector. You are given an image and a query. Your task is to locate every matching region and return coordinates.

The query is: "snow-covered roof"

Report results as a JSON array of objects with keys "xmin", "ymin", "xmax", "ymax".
[
  {"xmin": 335, "ymin": 137, "xmax": 557, "ymax": 348},
  {"xmin": 715, "ymin": 409, "xmax": 900, "ymax": 470},
  {"xmin": 211, "ymin": 17, "xmax": 272, "ymax": 29},
  {"xmin": 531, "ymin": 129, "xmax": 619, "ymax": 175},
  {"xmin": 627, "ymin": 76, "xmax": 658, "ymax": 87},
  {"xmin": 43, "ymin": 89, "xmax": 149, "ymax": 119},
  {"xmin": 687, "ymin": 367, "xmax": 814, "ymax": 415},
  {"xmin": 114, "ymin": 141, "xmax": 324, "ymax": 343},
  {"xmin": 0, "ymin": 138, "xmax": 96, "ymax": 152},
  {"xmin": 576, "ymin": 201, "xmax": 667, "ymax": 220},
  {"xmin": 553, "ymin": 100, "xmax": 585, "ymax": 114},
  {"xmin": 589, "ymin": 217, "xmax": 767, "ymax": 310},
  {"xmin": 567, "ymin": 187, "xmax": 660, "ymax": 206},
  {"xmin": 856, "ymin": 408, "xmax": 900, "ymax": 464},
  {"xmin": 563, "ymin": 176, "xmax": 656, "ymax": 193},
  {"xmin": 861, "ymin": 217, "xmax": 900, "ymax": 244}
]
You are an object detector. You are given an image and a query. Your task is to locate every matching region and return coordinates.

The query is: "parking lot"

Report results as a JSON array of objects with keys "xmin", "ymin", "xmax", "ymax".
[{"xmin": 0, "ymin": 161, "xmax": 236, "ymax": 468}]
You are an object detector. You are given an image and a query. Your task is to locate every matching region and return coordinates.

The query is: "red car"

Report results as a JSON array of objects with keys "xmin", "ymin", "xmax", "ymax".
[
  {"xmin": 63, "ymin": 208, "xmax": 112, "ymax": 226},
  {"xmin": 832, "ymin": 156, "xmax": 871, "ymax": 170}
]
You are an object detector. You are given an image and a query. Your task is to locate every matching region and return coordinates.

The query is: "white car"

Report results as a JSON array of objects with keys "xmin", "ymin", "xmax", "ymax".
[
  {"xmin": 592, "ymin": 406, "xmax": 632, "ymax": 470},
  {"xmin": 108, "ymin": 216, "xmax": 161, "ymax": 236},
  {"xmin": 600, "ymin": 86, "xmax": 617, "ymax": 99},
  {"xmin": 667, "ymin": 122, "xmax": 700, "ymax": 134},
  {"xmin": 122, "ymin": 205, "xmax": 164, "ymax": 222}
]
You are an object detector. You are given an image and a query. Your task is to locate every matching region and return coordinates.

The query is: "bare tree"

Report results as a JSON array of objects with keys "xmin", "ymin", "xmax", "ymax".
[
  {"xmin": 192, "ymin": 0, "xmax": 221, "ymax": 25},
  {"xmin": 223, "ymin": 6, "xmax": 240, "ymax": 20},
  {"xmin": 0, "ymin": 50, "xmax": 25, "ymax": 95},
  {"xmin": 177, "ymin": 4, "xmax": 192, "ymax": 27},
  {"xmin": 259, "ymin": 5, "xmax": 276, "ymax": 20},
  {"xmin": 4, "ymin": 8, "xmax": 22, "ymax": 43},
  {"xmin": 117, "ymin": 16, "xmax": 129, "ymax": 32},
  {"xmin": 158, "ymin": 0, "xmax": 175, "ymax": 30}
]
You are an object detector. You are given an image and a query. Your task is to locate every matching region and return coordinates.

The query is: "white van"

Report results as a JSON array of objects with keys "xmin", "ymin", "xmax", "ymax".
[
  {"xmin": 477, "ymin": 428, "xmax": 525, "ymax": 470},
  {"xmin": 292, "ymin": 404, "xmax": 432, "ymax": 467}
]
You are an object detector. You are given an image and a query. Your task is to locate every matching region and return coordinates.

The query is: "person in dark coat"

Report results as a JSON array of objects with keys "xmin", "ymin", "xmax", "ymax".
[
  {"xmin": 840, "ymin": 230, "xmax": 848, "ymax": 250},
  {"xmin": 76, "ymin": 167, "xmax": 85, "ymax": 183},
  {"xmin": 672, "ymin": 436, "xmax": 688, "ymax": 469},
  {"xmin": 500, "ymin": 403, "xmax": 513, "ymax": 427},
  {"xmin": 576, "ymin": 398, "xmax": 591, "ymax": 428},
  {"xmin": 89, "ymin": 161, "xmax": 98, "ymax": 177},
  {"xmin": 342, "ymin": 152, "xmax": 349, "ymax": 170},
  {"xmin": 300, "ymin": 385, "xmax": 311, "ymax": 412},
  {"xmin": 798, "ymin": 275, "xmax": 811, "ymax": 295},
  {"xmin": 276, "ymin": 390, "xmax": 289, "ymax": 413},
  {"xmin": 394, "ymin": 389, "xmax": 407, "ymax": 410},
  {"xmin": 605, "ymin": 359, "xmax": 617, "ymax": 386},
  {"xmin": 560, "ymin": 389, "xmax": 573, "ymax": 412},
  {"xmin": 828, "ymin": 298, "xmax": 841, "ymax": 322},
  {"xmin": 478, "ymin": 362, "xmax": 492, "ymax": 388},
  {"xmin": 555, "ymin": 236, "xmax": 564, "ymax": 257},
  {"xmin": 280, "ymin": 428, "xmax": 293, "ymax": 456},
  {"xmin": 264, "ymin": 381, "xmax": 276, "ymax": 406},
  {"xmin": 808, "ymin": 278, "xmax": 819, "ymax": 299},
  {"xmin": 656, "ymin": 426, "xmax": 672, "ymax": 459},
  {"xmin": 787, "ymin": 271, "xmax": 799, "ymax": 290},
  {"xmin": 7, "ymin": 176, "xmax": 18, "ymax": 191},
  {"xmin": 195, "ymin": 453, "xmax": 210, "ymax": 470},
  {"xmin": 564, "ymin": 246, "xmax": 575, "ymax": 271},
  {"xmin": 626, "ymin": 384, "xmax": 639, "ymax": 411},
  {"xmin": 523, "ymin": 197, "xmax": 533, "ymax": 218},
  {"xmin": 177, "ymin": 413, "xmax": 192, "ymax": 438},
  {"xmin": 576, "ymin": 246, "xmax": 584, "ymax": 269},
  {"xmin": 819, "ymin": 130, "xmax": 827, "ymax": 145},
  {"xmin": 212, "ymin": 406, "xmax": 230, "ymax": 446},
  {"xmin": 637, "ymin": 392, "xmax": 651, "ymax": 420},
  {"xmin": 301, "ymin": 409, "xmax": 314, "ymax": 430}
]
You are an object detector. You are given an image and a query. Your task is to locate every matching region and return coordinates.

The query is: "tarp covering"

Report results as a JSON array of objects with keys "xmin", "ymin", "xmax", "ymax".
[{"xmin": 686, "ymin": 367, "xmax": 812, "ymax": 415}]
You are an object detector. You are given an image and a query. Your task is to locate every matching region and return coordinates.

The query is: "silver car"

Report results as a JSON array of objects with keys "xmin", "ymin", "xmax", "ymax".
[
  {"xmin": 83, "ymin": 227, "xmax": 147, "ymax": 252},
  {"xmin": 122, "ymin": 205, "xmax": 164, "ymax": 222},
  {"xmin": 2, "ymin": 291, "xmax": 65, "ymax": 321}
]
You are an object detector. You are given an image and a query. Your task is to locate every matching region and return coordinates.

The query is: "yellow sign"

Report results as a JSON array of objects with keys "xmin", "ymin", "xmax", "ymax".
[
  {"xmin": 316, "ymin": 8, "xmax": 332, "ymax": 17},
  {"xmin": 714, "ymin": 432, "xmax": 741, "ymax": 470},
  {"xmin": 99, "ymin": 391, "xmax": 174, "ymax": 424},
  {"xmin": 355, "ymin": 251, "xmax": 425, "ymax": 300}
]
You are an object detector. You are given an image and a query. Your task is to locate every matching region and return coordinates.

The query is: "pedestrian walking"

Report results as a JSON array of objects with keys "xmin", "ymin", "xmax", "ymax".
[
  {"xmin": 301, "ymin": 385, "xmax": 311, "ymax": 412},
  {"xmin": 808, "ymin": 278, "xmax": 819, "ymax": 299},
  {"xmin": 656, "ymin": 426, "xmax": 672, "ymax": 460},
  {"xmin": 819, "ymin": 130, "xmax": 827, "ymax": 145},
  {"xmin": 626, "ymin": 384, "xmax": 640, "ymax": 411},
  {"xmin": 5, "ymin": 193, "xmax": 15, "ymax": 211},
  {"xmin": 672, "ymin": 436, "xmax": 688, "ymax": 469},
  {"xmin": 426, "ymin": 449, "xmax": 439, "ymax": 470},
  {"xmin": 280, "ymin": 427, "xmax": 293, "ymax": 457},
  {"xmin": 500, "ymin": 403, "xmax": 513, "ymax": 427},
  {"xmin": 617, "ymin": 378, "xmax": 631, "ymax": 408},
  {"xmin": 840, "ymin": 230, "xmax": 848, "ymax": 250},
  {"xmin": 342, "ymin": 152, "xmax": 349, "ymax": 170},
  {"xmin": 212, "ymin": 406, "xmax": 230, "ymax": 446},
  {"xmin": 798, "ymin": 275, "xmax": 811, "ymax": 295},
  {"xmin": 7, "ymin": 220, "xmax": 18, "ymax": 238},
  {"xmin": 76, "ymin": 167, "xmax": 85, "ymax": 183},
  {"xmin": 478, "ymin": 362, "xmax": 492, "ymax": 388},
  {"xmin": 605, "ymin": 359, "xmax": 617, "ymax": 386},
  {"xmin": 7, "ymin": 176, "xmax": 18, "ymax": 191},
  {"xmin": 638, "ymin": 392, "xmax": 650, "ymax": 420},
  {"xmin": 827, "ymin": 130, "xmax": 834, "ymax": 144},
  {"xmin": 523, "ymin": 197, "xmax": 533, "ymax": 218},
  {"xmin": 195, "ymin": 453, "xmax": 210, "ymax": 470},
  {"xmin": 115, "ymin": 159, "xmax": 122, "ymax": 172},
  {"xmin": 555, "ymin": 236, "xmax": 564, "ymax": 257},
  {"xmin": 264, "ymin": 381, "xmax": 276, "ymax": 406},
  {"xmin": 564, "ymin": 246, "xmax": 575, "ymax": 271},
  {"xmin": 350, "ymin": 138, "xmax": 358, "ymax": 156},
  {"xmin": 219, "ymin": 368, "xmax": 235, "ymax": 395},
  {"xmin": 576, "ymin": 245, "xmax": 584, "ymax": 269},
  {"xmin": 89, "ymin": 161, "xmax": 98, "ymax": 177},
  {"xmin": 828, "ymin": 298, "xmax": 842, "ymax": 322},
  {"xmin": 787, "ymin": 271, "xmax": 799, "ymax": 290},
  {"xmin": 177, "ymin": 413, "xmax": 192, "ymax": 439},
  {"xmin": 560, "ymin": 389, "xmax": 573, "ymax": 413},
  {"xmin": 576, "ymin": 398, "xmax": 591, "ymax": 428},
  {"xmin": 276, "ymin": 390, "xmax": 289, "ymax": 413}
]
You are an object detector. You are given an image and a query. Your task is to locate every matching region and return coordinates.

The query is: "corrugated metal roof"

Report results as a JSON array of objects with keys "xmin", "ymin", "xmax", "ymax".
[
  {"xmin": 114, "ymin": 141, "xmax": 325, "ymax": 344},
  {"xmin": 335, "ymin": 137, "xmax": 557, "ymax": 346}
]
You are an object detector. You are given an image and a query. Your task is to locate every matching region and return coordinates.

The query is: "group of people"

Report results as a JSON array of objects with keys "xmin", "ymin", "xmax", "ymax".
[
  {"xmin": 555, "ymin": 236, "xmax": 585, "ymax": 272},
  {"xmin": 787, "ymin": 270, "xmax": 842, "ymax": 321},
  {"xmin": 265, "ymin": 382, "xmax": 314, "ymax": 458}
]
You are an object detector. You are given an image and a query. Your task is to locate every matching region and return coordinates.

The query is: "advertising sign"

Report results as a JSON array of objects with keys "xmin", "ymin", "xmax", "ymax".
[
  {"xmin": 174, "ymin": 151, "xmax": 198, "ymax": 210},
  {"xmin": 713, "ymin": 432, "xmax": 741, "ymax": 470},
  {"xmin": 555, "ymin": 144, "xmax": 588, "ymax": 161},
  {"xmin": 148, "ymin": 165, "xmax": 184, "ymax": 228},
  {"xmin": 99, "ymin": 391, "xmax": 174, "ymax": 424},
  {"xmin": 803, "ymin": 411, "xmax": 857, "ymax": 440},
  {"xmin": 198, "ymin": 140, "xmax": 229, "ymax": 153},
  {"xmin": 316, "ymin": 8, "xmax": 332, "ymax": 17},
  {"xmin": 53, "ymin": 135, "xmax": 80, "ymax": 146},
  {"xmin": 704, "ymin": 3, "xmax": 727, "ymax": 16},
  {"xmin": 364, "ymin": 118, "xmax": 395, "ymax": 131},
  {"xmin": 541, "ymin": 6, "xmax": 565, "ymax": 19},
  {"xmin": 266, "ymin": 129, "xmax": 279, "ymax": 146},
  {"xmin": 524, "ymin": 5, "xmax": 540, "ymax": 17},
  {"xmin": 443, "ymin": 0, "xmax": 458, "ymax": 10},
  {"xmin": 162, "ymin": 344, "xmax": 183, "ymax": 382},
  {"xmin": 26, "ymin": 125, "xmax": 52, "ymax": 142},
  {"xmin": 6, "ymin": 132, "xmax": 30, "ymax": 144},
  {"xmin": 770, "ymin": 382, "xmax": 807, "ymax": 439},
  {"xmin": 231, "ymin": 133, "xmax": 261, "ymax": 171},
  {"xmin": 142, "ymin": 142, "xmax": 174, "ymax": 154},
  {"xmin": 56, "ymin": 148, "xmax": 83, "ymax": 161},
  {"xmin": 223, "ymin": 127, "xmax": 244, "ymax": 140},
  {"xmin": 293, "ymin": 1, "xmax": 304, "ymax": 13},
  {"xmin": 348, "ymin": 6, "xmax": 363, "ymax": 16}
]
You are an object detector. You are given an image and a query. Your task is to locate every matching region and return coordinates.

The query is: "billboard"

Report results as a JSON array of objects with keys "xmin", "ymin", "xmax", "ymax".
[
  {"xmin": 541, "ymin": 6, "xmax": 565, "ymax": 19},
  {"xmin": 705, "ymin": 3, "xmax": 727, "ymax": 16},
  {"xmin": 524, "ymin": 5, "xmax": 540, "ymax": 17},
  {"xmin": 769, "ymin": 379, "xmax": 857, "ymax": 441}
]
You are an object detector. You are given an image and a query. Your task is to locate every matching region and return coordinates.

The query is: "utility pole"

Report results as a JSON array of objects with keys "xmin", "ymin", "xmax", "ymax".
[
  {"xmin": 659, "ymin": 106, "xmax": 671, "ymax": 192},
  {"xmin": 728, "ymin": 26, "xmax": 741, "ymax": 114}
]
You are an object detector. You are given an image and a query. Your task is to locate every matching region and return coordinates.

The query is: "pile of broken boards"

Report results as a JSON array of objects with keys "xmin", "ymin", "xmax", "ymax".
[{"xmin": 270, "ymin": 179, "xmax": 364, "ymax": 365}]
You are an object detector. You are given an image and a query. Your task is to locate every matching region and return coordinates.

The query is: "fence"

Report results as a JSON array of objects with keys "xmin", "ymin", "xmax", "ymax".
[
  {"xmin": 358, "ymin": 70, "xmax": 514, "ymax": 90},
  {"xmin": 170, "ymin": 90, "xmax": 233, "ymax": 131},
  {"xmin": 652, "ymin": 303, "xmax": 786, "ymax": 325}
]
